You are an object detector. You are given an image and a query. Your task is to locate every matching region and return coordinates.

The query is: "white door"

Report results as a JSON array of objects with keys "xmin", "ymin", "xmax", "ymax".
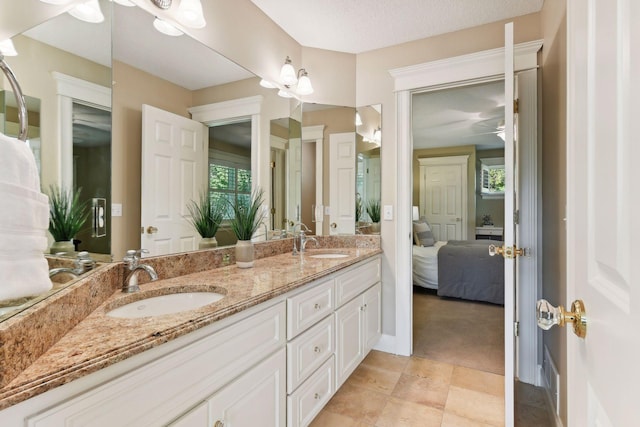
[
  {"xmin": 141, "ymin": 104, "xmax": 207, "ymax": 256},
  {"xmin": 365, "ymin": 156, "xmax": 381, "ymax": 204},
  {"xmin": 502, "ymin": 22, "xmax": 516, "ymax": 427},
  {"xmin": 329, "ymin": 132, "xmax": 356, "ymax": 235},
  {"xmin": 287, "ymin": 137, "xmax": 302, "ymax": 224},
  {"xmin": 564, "ymin": 1, "xmax": 640, "ymax": 425},
  {"xmin": 418, "ymin": 156, "xmax": 468, "ymax": 241}
]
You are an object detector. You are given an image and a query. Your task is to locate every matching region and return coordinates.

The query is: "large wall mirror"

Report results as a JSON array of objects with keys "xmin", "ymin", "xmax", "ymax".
[
  {"xmin": 299, "ymin": 103, "xmax": 381, "ymax": 236},
  {"xmin": 0, "ymin": 0, "xmax": 293, "ymax": 320}
]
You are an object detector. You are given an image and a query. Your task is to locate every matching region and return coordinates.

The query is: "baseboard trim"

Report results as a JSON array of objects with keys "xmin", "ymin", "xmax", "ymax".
[
  {"xmin": 373, "ymin": 334, "xmax": 399, "ymax": 354},
  {"xmin": 543, "ymin": 384, "xmax": 564, "ymax": 427}
]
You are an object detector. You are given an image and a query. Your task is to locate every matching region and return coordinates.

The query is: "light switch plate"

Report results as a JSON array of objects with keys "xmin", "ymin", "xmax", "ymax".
[
  {"xmin": 112, "ymin": 203, "xmax": 122, "ymax": 217},
  {"xmin": 383, "ymin": 205, "xmax": 393, "ymax": 220}
]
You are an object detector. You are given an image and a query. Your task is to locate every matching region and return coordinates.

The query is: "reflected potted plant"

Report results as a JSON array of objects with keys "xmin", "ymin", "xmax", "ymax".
[
  {"xmin": 355, "ymin": 194, "xmax": 363, "ymax": 225},
  {"xmin": 229, "ymin": 188, "xmax": 265, "ymax": 268},
  {"xmin": 187, "ymin": 192, "xmax": 225, "ymax": 250},
  {"xmin": 366, "ymin": 199, "xmax": 381, "ymax": 233},
  {"xmin": 47, "ymin": 185, "xmax": 89, "ymax": 254}
]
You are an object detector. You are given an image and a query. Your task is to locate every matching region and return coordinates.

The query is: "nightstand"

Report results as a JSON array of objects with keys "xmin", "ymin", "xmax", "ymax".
[{"xmin": 475, "ymin": 226, "xmax": 504, "ymax": 241}]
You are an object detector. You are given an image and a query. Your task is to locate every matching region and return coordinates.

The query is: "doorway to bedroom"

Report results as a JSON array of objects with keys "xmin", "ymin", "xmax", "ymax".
[{"xmin": 410, "ymin": 78, "xmax": 508, "ymax": 374}]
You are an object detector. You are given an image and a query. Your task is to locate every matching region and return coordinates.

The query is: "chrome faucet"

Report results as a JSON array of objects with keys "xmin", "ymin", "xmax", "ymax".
[
  {"xmin": 49, "ymin": 251, "xmax": 96, "ymax": 279},
  {"xmin": 122, "ymin": 249, "xmax": 158, "ymax": 293},
  {"xmin": 301, "ymin": 235, "xmax": 319, "ymax": 252}
]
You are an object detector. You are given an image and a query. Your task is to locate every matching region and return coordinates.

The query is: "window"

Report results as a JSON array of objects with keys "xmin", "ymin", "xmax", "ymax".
[
  {"xmin": 209, "ymin": 150, "xmax": 251, "ymax": 219},
  {"xmin": 480, "ymin": 157, "xmax": 505, "ymax": 198}
]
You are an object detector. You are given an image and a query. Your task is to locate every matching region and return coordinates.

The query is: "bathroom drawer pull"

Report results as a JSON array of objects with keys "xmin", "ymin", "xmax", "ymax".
[
  {"xmin": 314, "ymin": 392, "xmax": 321, "ymax": 400},
  {"xmin": 314, "ymin": 346, "xmax": 321, "ymax": 353},
  {"xmin": 214, "ymin": 421, "xmax": 224, "ymax": 427},
  {"xmin": 314, "ymin": 303, "xmax": 321, "ymax": 310}
]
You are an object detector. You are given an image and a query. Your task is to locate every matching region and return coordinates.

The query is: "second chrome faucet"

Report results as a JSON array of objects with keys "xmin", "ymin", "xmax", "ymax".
[{"xmin": 122, "ymin": 249, "xmax": 158, "ymax": 293}]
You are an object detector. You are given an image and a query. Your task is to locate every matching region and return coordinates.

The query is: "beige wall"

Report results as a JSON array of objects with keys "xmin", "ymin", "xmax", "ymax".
[
  {"xmin": 541, "ymin": 0, "xmax": 567, "ymax": 424},
  {"xmin": 412, "ymin": 145, "xmax": 477, "ymax": 239}
]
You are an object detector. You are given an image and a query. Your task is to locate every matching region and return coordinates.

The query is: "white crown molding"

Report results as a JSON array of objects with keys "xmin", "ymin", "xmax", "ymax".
[
  {"xmin": 189, "ymin": 95, "xmax": 263, "ymax": 124},
  {"xmin": 52, "ymin": 71, "xmax": 111, "ymax": 108},
  {"xmin": 302, "ymin": 125, "xmax": 324, "ymax": 141},
  {"xmin": 389, "ymin": 40, "xmax": 543, "ymax": 92}
]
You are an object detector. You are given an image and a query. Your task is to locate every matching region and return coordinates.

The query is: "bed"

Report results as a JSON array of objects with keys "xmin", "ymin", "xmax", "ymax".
[{"xmin": 412, "ymin": 239, "xmax": 504, "ymax": 305}]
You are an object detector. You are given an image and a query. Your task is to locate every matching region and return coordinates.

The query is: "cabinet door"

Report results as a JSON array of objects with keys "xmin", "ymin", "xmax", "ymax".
[
  {"xmin": 363, "ymin": 283, "xmax": 381, "ymax": 353},
  {"xmin": 168, "ymin": 401, "xmax": 208, "ymax": 427},
  {"xmin": 335, "ymin": 297, "xmax": 364, "ymax": 388},
  {"xmin": 209, "ymin": 349, "xmax": 286, "ymax": 427}
]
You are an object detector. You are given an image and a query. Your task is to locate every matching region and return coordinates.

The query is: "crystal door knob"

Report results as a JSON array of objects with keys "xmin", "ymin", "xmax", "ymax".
[
  {"xmin": 146, "ymin": 226, "xmax": 158, "ymax": 234},
  {"xmin": 536, "ymin": 299, "xmax": 587, "ymax": 338}
]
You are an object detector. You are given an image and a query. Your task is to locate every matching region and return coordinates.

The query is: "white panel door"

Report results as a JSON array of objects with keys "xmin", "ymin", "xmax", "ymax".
[
  {"xmin": 141, "ymin": 105, "xmax": 206, "ymax": 256},
  {"xmin": 365, "ymin": 157, "xmax": 381, "ymax": 204},
  {"xmin": 565, "ymin": 1, "xmax": 640, "ymax": 426},
  {"xmin": 329, "ymin": 132, "xmax": 356, "ymax": 235},
  {"xmin": 418, "ymin": 156, "xmax": 467, "ymax": 241}
]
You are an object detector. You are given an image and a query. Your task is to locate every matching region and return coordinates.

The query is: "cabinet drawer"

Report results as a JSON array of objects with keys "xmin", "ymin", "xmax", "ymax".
[
  {"xmin": 335, "ymin": 257, "xmax": 380, "ymax": 307},
  {"xmin": 287, "ymin": 279, "xmax": 334, "ymax": 339},
  {"xmin": 287, "ymin": 315, "xmax": 334, "ymax": 393},
  {"xmin": 287, "ymin": 355, "xmax": 335, "ymax": 427}
]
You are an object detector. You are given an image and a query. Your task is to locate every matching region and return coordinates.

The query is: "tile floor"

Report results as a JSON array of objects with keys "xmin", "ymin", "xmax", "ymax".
[{"xmin": 310, "ymin": 290, "xmax": 553, "ymax": 426}]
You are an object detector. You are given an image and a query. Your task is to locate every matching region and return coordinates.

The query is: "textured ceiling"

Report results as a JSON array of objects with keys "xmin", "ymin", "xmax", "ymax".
[{"xmin": 250, "ymin": 0, "xmax": 544, "ymax": 53}]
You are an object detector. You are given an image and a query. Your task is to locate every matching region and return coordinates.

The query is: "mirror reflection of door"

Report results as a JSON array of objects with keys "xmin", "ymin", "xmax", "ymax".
[{"xmin": 72, "ymin": 102, "xmax": 111, "ymax": 255}]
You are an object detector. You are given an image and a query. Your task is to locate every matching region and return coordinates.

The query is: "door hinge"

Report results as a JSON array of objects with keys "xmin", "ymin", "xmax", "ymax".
[
  {"xmin": 514, "ymin": 99, "xmax": 519, "ymax": 114},
  {"xmin": 514, "ymin": 209, "xmax": 520, "ymax": 225},
  {"xmin": 514, "ymin": 321, "xmax": 520, "ymax": 337},
  {"xmin": 270, "ymin": 161, "xmax": 276, "ymax": 168}
]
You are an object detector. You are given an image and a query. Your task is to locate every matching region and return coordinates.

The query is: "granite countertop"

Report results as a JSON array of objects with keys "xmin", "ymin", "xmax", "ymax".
[{"xmin": 0, "ymin": 247, "xmax": 381, "ymax": 410}]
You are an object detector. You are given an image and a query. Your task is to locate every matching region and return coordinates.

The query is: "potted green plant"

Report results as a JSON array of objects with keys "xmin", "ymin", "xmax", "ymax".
[
  {"xmin": 47, "ymin": 185, "xmax": 89, "ymax": 254},
  {"xmin": 229, "ymin": 188, "xmax": 265, "ymax": 268},
  {"xmin": 355, "ymin": 194, "xmax": 363, "ymax": 224},
  {"xmin": 186, "ymin": 192, "xmax": 225, "ymax": 249},
  {"xmin": 366, "ymin": 199, "xmax": 381, "ymax": 233}
]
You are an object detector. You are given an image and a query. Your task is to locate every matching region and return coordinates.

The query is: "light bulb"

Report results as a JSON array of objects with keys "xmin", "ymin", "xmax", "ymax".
[
  {"xmin": 0, "ymin": 39, "xmax": 18, "ymax": 56},
  {"xmin": 177, "ymin": 0, "xmax": 206, "ymax": 29},
  {"xmin": 296, "ymin": 73, "xmax": 313, "ymax": 95},
  {"xmin": 277, "ymin": 89, "xmax": 294, "ymax": 99},
  {"xmin": 153, "ymin": 18, "xmax": 184, "ymax": 36},
  {"xmin": 259, "ymin": 79, "xmax": 277, "ymax": 89},
  {"xmin": 279, "ymin": 57, "xmax": 297, "ymax": 86}
]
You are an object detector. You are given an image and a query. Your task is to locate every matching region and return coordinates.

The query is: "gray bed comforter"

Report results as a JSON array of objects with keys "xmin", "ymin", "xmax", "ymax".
[{"xmin": 437, "ymin": 240, "xmax": 504, "ymax": 305}]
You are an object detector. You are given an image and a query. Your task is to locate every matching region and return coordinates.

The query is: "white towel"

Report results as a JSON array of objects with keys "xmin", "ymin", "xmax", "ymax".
[
  {"xmin": 0, "ymin": 133, "xmax": 52, "ymax": 302},
  {"xmin": 0, "ymin": 132, "xmax": 42, "ymax": 191}
]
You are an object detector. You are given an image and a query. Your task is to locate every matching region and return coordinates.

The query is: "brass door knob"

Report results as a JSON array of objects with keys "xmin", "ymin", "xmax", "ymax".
[
  {"xmin": 330, "ymin": 222, "xmax": 337, "ymax": 229},
  {"xmin": 146, "ymin": 226, "xmax": 158, "ymax": 234},
  {"xmin": 489, "ymin": 244, "xmax": 526, "ymax": 259},
  {"xmin": 213, "ymin": 421, "xmax": 224, "ymax": 427},
  {"xmin": 537, "ymin": 299, "xmax": 587, "ymax": 338}
]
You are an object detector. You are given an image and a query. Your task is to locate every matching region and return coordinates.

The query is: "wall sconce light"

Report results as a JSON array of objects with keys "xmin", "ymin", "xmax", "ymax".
[
  {"xmin": 0, "ymin": 39, "xmax": 18, "ymax": 57},
  {"xmin": 373, "ymin": 127, "xmax": 382, "ymax": 145},
  {"xmin": 273, "ymin": 57, "xmax": 314, "ymax": 97},
  {"xmin": 149, "ymin": 0, "xmax": 206, "ymax": 36},
  {"xmin": 279, "ymin": 56, "xmax": 298, "ymax": 86}
]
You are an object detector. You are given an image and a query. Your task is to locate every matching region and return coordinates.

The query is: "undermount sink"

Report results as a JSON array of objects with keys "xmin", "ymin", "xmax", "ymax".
[
  {"xmin": 106, "ymin": 292, "xmax": 225, "ymax": 319},
  {"xmin": 307, "ymin": 252, "xmax": 349, "ymax": 259}
]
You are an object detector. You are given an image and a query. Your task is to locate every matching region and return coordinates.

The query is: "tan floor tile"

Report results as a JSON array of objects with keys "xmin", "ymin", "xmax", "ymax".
[
  {"xmin": 362, "ymin": 350, "xmax": 410, "ymax": 373},
  {"xmin": 391, "ymin": 373, "xmax": 449, "ymax": 410},
  {"xmin": 441, "ymin": 412, "xmax": 496, "ymax": 427},
  {"xmin": 348, "ymin": 364, "xmax": 402, "ymax": 395},
  {"xmin": 310, "ymin": 410, "xmax": 361, "ymax": 427},
  {"xmin": 375, "ymin": 396, "xmax": 443, "ymax": 427},
  {"xmin": 323, "ymin": 383, "xmax": 388, "ymax": 425},
  {"xmin": 451, "ymin": 366, "xmax": 505, "ymax": 397},
  {"xmin": 404, "ymin": 356, "xmax": 454, "ymax": 383},
  {"xmin": 445, "ymin": 385, "xmax": 505, "ymax": 426}
]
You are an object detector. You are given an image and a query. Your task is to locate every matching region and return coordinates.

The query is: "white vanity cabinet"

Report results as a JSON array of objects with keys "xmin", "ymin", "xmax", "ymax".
[
  {"xmin": 3, "ymin": 255, "xmax": 381, "ymax": 427},
  {"xmin": 21, "ymin": 302, "xmax": 286, "ymax": 427},
  {"xmin": 286, "ymin": 256, "xmax": 381, "ymax": 427},
  {"xmin": 335, "ymin": 282, "xmax": 381, "ymax": 388}
]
